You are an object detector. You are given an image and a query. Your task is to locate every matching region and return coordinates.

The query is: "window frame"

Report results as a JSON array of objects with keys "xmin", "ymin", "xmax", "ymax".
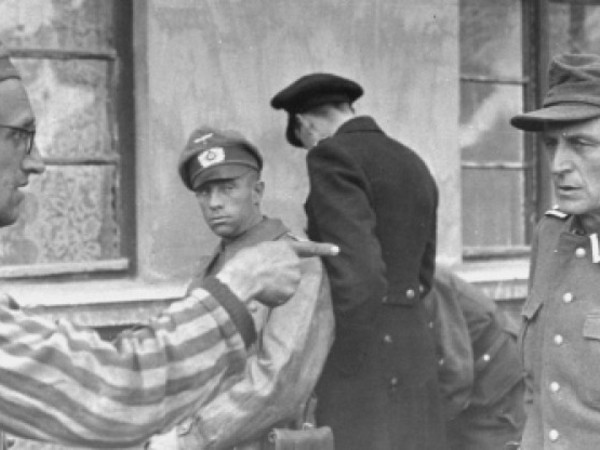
[{"xmin": 460, "ymin": 0, "xmax": 551, "ymax": 260}]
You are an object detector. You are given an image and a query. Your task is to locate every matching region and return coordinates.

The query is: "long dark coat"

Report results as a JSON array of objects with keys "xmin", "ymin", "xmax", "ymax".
[{"xmin": 306, "ymin": 116, "xmax": 446, "ymax": 450}]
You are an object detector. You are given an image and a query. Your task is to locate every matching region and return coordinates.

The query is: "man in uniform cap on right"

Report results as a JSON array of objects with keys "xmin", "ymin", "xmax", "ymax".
[
  {"xmin": 511, "ymin": 53, "xmax": 600, "ymax": 449},
  {"xmin": 271, "ymin": 73, "xmax": 446, "ymax": 450}
]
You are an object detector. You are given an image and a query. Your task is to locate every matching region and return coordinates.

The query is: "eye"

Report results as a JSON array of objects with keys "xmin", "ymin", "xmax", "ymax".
[
  {"xmin": 195, "ymin": 188, "xmax": 209, "ymax": 198},
  {"xmin": 542, "ymin": 137, "xmax": 558, "ymax": 150}
]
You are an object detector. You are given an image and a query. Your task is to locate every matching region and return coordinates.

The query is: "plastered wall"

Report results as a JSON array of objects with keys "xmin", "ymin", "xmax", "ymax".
[{"xmin": 135, "ymin": 0, "xmax": 461, "ymax": 281}]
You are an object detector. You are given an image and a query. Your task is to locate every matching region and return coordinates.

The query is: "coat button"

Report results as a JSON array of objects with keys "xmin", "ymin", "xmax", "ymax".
[
  {"xmin": 428, "ymin": 321, "xmax": 434, "ymax": 329},
  {"xmin": 381, "ymin": 295, "xmax": 388, "ymax": 304},
  {"xmin": 390, "ymin": 377, "xmax": 399, "ymax": 387},
  {"xmin": 549, "ymin": 429, "xmax": 559, "ymax": 442},
  {"xmin": 576, "ymin": 247, "xmax": 587, "ymax": 258},
  {"xmin": 383, "ymin": 334, "xmax": 393, "ymax": 344},
  {"xmin": 550, "ymin": 381, "xmax": 560, "ymax": 393},
  {"xmin": 438, "ymin": 358, "xmax": 445, "ymax": 366},
  {"xmin": 419, "ymin": 284, "xmax": 425, "ymax": 294},
  {"xmin": 554, "ymin": 334, "xmax": 564, "ymax": 345},
  {"xmin": 406, "ymin": 289, "xmax": 415, "ymax": 299},
  {"xmin": 563, "ymin": 292, "xmax": 574, "ymax": 303},
  {"xmin": 482, "ymin": 353, "xmax": 490, "ymax": 362}
]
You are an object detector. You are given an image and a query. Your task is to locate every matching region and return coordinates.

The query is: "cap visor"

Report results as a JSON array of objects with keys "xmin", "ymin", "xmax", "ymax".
[
  {"xmin": 511, "ymin": 103, "xmax": 600, "ymax": 131},
  {"xmin": 191, "ymin": 165, "xmax": 255, "ymax": 191}
]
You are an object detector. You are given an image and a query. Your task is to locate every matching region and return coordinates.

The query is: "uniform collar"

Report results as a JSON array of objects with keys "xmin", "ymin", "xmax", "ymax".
[{"xmin": 204, "ymin": 217, "xmax": 289, "ymax": 276}]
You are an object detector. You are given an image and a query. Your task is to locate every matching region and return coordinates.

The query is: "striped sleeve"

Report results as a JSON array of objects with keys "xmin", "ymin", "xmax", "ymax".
[{"xmin": 0, "ymin": 286, "xmax": 253, "ymax": 448}]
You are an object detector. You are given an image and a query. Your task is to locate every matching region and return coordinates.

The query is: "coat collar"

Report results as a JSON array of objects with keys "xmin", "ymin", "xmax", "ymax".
[
  {"xmin": 204, "ymin": 217, "xmax": 290, "ymax": 276},
  {"xmin": 334, "ymin": 115, "xmax": 382, "ymax": 136}
]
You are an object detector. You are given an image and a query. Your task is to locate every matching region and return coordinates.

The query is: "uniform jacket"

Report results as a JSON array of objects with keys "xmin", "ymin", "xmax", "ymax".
[
  {"xmin": 160, "ymin": 217, "xmax": 334, "ymax": 450},
  {"xmin": 520, "ymin": 211, "xmax": 600, "ymax": 449},
  {"xmin": 305, "ymin": 116, "xmax": 445, "ymax": 449},
  {"xmin": 423, "ymin": 266, "xmax": 523, "ymax": 420}
]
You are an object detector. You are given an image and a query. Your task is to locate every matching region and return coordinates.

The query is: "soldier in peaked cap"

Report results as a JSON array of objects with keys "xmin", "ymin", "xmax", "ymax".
[
  {"xmin": 271, "ymin": 73, "xmax": 447, "ymax": 450},
  {"xmin": 511, "ymin": 53, "xmax": 600, "ymax": 449},
  {"xmin": 144, "ymin": 126, "xmax": 334, "ymax": 449}
]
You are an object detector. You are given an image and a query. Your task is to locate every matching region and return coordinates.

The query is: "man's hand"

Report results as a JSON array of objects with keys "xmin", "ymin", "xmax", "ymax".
[{"xmin": 216, "ymin": 240, "xmax": 338, "ymax": 307}]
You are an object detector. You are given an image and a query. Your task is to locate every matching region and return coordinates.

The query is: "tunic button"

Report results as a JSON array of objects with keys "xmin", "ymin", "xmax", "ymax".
[
  {"xmin": 550, "ymin": 381, "xmax": 560, "ymax": 393},
  {"xmin": 428, "ymin": 321, "xmax": 434, "ymax": 329},
  {"xmin": 438, "ymin": 358, "xmax": 445, "ymax": 366},
  {"xmin": 383, "ymin": 334, "xmax": 393, "ymax": 344},
  {"xmin": 390, "ymin": 377, "xmax": 399, "ymax": 387},
  {"xmin": 576, "ymin": 247, "xmax": 587, "ymax": 258},
  {"xmin": 549, "ymin": 429, "xmax": 559, "ymax": 442},
  {"xmin": 419, "ymin": 284, "xmax": 425, "ymax": 294},
  {"xmin": 482, "ymin": 353, "xmax": 491, "ymax": 362},
  {"xmin": 406, "ymin": 289, "xmax": 415, "ymax": 299},
  {"xmin": 381, "ymin": 295, "xmax": 388, "ymax": 304},
  {"xmin": 554, "ymin": 334, "xmax": 564, "ymax": 345},
  {"xmin": 563, "ymin": 292, "xmax": 574, "ymax": 303}
]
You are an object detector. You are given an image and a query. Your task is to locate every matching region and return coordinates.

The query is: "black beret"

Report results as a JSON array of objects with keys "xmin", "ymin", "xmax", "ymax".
[
  {"xmin": 178, "ymin": 126, "xmax": 262, "ymax": 191},
  {"xmin": 270, "ymin": 73, "xmax": 363, "ymax": 147}
]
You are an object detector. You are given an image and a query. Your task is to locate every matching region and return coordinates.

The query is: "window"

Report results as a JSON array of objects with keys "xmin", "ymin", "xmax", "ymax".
[
  {"xmin": 548, "ymin": 1, "xmax": 600, "ymax": 54},
  {"xmin": 0, "ymin": 0, "xmax": 134, "ymax": 277},
  {"xmin": 459, "ymin": 0, "xmax": 600, "ymax": 260},
  {"xmin": 459, "ymin": 0, "xmax": 534, "ymax": 259}
]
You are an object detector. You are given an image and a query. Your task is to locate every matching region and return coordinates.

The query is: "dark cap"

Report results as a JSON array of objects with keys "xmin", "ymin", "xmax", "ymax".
[
  {"xmin": 178, "ymin": 126, "xmax": 263, "ymax": 191},
  {"xmin": 0, "ymin": 42, "xmax": 21, "ymax": 82},
  {"xmin": 511, "ymin": 53, "xmax": 600, "ymax": 131},
  {"xmin": 270, "ymin": 73, "xmax": 363, "ymax": 147}
]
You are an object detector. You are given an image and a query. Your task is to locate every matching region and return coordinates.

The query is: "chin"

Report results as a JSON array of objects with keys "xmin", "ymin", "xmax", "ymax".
[{"xmin": 556, "ymin": 200, "xmax": 591, "ymax": 216}]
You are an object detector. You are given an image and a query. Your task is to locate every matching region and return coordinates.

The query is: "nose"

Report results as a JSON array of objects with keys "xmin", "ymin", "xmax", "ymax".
[
  {"xmin": 207, "ymin": 190, "xmax": 224, "ymax": 209},
  {"xmin": 550, "ymin": 141, "xmax": 575, "ymax": 176},
  {"xmin": 23, "ymin": 143, "xmax": 45, "ymax": 175}
]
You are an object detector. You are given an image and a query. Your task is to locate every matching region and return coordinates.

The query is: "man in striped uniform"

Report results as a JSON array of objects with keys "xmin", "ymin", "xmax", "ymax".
[{"xmin": 0, "ymin": 43, "xmax": 337, "ymax": 448}]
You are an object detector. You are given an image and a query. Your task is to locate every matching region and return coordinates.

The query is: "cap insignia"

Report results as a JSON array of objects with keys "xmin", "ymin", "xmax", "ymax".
[{"xmin": 198, "ymin": 147, "xmax": 225, "ymax": 168}]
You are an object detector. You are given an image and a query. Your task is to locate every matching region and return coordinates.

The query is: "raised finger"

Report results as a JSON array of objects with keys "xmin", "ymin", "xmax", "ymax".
[{"xmin": 289, "ymin": 241, "xmax": 339, "ymax": 258}]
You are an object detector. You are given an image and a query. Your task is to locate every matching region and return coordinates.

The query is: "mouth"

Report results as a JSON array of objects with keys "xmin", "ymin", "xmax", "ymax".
[
  {"xmin": 208, "ymin": 217, "xmax": 229, "ymax": 225},
  {"xmin": 556, "ymin": 185, "xmax": 581, "ymax": 197}
]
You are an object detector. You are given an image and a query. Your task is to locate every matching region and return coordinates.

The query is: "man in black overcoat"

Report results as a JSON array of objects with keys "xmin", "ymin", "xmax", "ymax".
[{"xmin": 271, "ymin": 73, "xmax": 447, "ymax": 450}]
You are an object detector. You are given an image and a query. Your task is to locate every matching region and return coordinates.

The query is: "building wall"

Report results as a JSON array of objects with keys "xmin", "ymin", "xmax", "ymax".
[{"xmin": 135, "ymin": 0, "xmax": 461, "ymax": 283}]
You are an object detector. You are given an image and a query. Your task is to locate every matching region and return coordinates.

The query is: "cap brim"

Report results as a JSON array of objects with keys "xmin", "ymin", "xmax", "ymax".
[
  {"xmin": 511, "ymin": 103, "xmax": 600, "ymax": 131},
  {"xmin": 191, "ymin": 164, "xmax": 255, "ymax": 191}
]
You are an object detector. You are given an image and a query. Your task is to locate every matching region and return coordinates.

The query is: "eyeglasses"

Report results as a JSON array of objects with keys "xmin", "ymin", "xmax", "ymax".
[{"xmin": 0, "ymin": 124, "xmax": 36, "ymax": 155}]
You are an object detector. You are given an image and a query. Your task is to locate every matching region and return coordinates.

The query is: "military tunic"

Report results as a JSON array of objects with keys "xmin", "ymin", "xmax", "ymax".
[
  {"xmin": 521, "ymin": 211, "xmax": 600, "ymax": 449},
  {"xmin": 424, "ymin": 267, "xmax": 525, "ymax": 450}
]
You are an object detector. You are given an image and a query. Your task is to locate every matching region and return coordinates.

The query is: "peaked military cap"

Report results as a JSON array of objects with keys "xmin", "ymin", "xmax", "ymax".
[
  {"xmin": 178, "ymin": 126, "xmax": 262, "ymax": 191},
  {"xmin": 511, "ymin": 53, "xmax": 600, "ymax": 131},
  {"xmin": 270, "ymin": 73, "xmax": 363, "ymax": 147}
]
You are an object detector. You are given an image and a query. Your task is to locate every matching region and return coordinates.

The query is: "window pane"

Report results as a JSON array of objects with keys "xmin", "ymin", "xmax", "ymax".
[
  {"xmin": 462, "ymin": 169, "xmax": 526, "ymax": 248},
  {"xmin": 548, "ymin": 3, "xmax": 600, "ymax": 55},
  {"xmin": 0, "ymin": 166, "xmax": 120, "ymax": 265},
  {"xmin": 0, "ymin": 0, "xmax": 112, "ymax": 50},
  {"xmin": 461, "ymin": 82, "xmax": 524, "ymax": 163},
  {"xmin": 14, "ymin": 58, "xmax": 113, "ymax": 160},
  {"xmin": 460, "ymin": 0, "xmax": 523, "ymax": 78}
]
